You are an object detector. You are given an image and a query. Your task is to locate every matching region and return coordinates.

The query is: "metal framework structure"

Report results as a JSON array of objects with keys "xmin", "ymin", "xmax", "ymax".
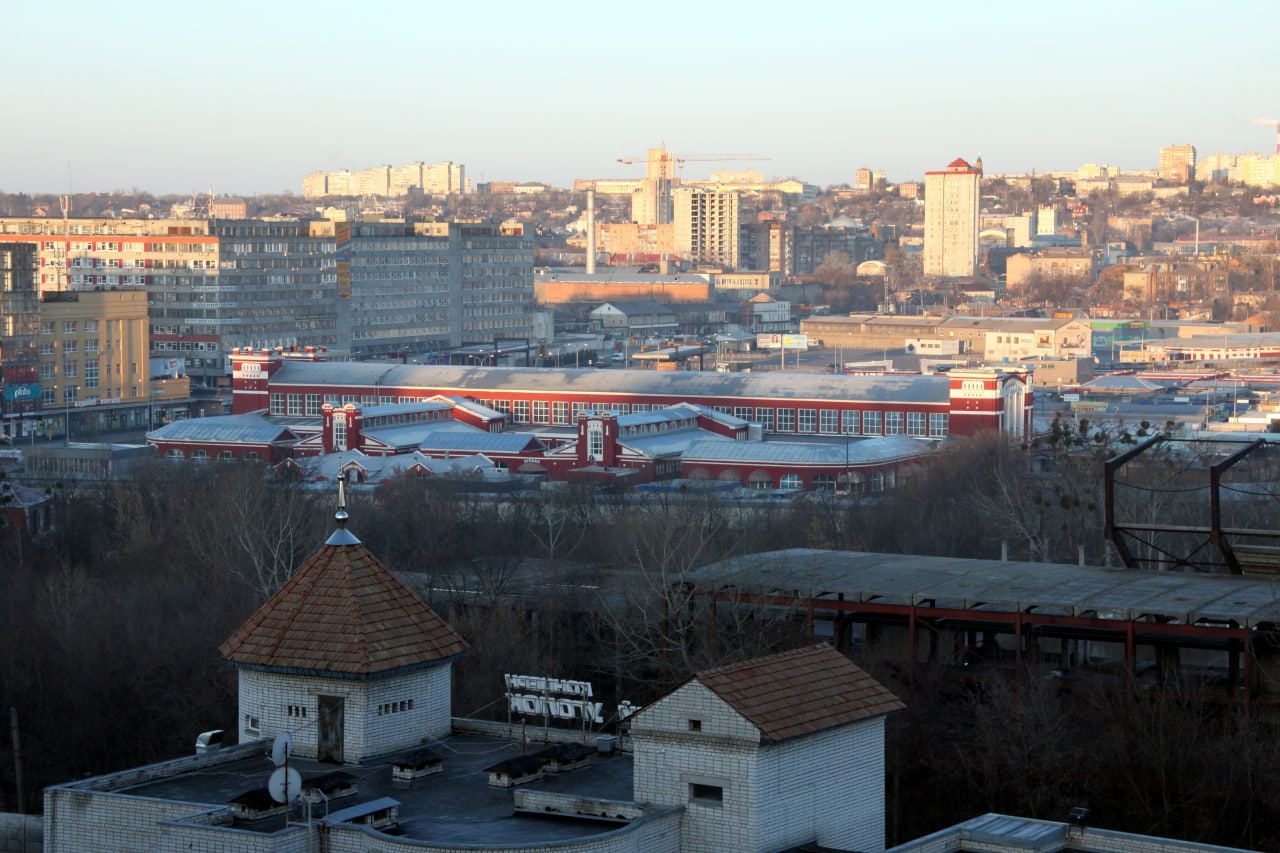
[
  {"xmin": 683, "ymin": 550, "xmax": 1280, "ymax": 704},
  {"xmin": 1104, "ymin": 436, "xmax": 1280, "ymax": 574}
]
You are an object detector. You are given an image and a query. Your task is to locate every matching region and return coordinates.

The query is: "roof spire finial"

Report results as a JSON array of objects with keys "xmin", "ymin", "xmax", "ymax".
[
  {"xmin": 335, "ymin": 471, "xmax": 349, "ymax": 528},
  {"xmin": 325, "ymin": 471, "xmax": 361, "ymax": 546}
]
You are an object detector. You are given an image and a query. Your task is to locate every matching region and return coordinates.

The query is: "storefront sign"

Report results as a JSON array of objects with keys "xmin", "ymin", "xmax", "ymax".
[{"xmin": 504, "ymin": 674, "xmax": 604, "ymax": 724}]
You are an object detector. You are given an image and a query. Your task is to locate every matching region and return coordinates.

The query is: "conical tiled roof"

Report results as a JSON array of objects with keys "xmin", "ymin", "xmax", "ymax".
[{"xmin": 219, "ymin": 531, "xmax": 468, "ymax": 678}]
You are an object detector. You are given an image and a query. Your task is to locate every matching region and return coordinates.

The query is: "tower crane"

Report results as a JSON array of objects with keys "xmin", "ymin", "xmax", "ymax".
[{"xmin": 616, "ymin": 148, "xmax": 771, "ymax": 171}]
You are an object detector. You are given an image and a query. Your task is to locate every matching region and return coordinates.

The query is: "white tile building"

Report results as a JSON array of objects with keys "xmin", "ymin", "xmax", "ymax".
[{"xmin": 629, "ymin": 644, "xmax": 904, "ymax": 853}]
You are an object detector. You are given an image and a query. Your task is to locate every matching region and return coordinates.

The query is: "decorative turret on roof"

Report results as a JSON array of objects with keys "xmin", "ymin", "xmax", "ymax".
[{"xmin": 219, "ymin": 474, "xmax": 468, "ymax": 678}]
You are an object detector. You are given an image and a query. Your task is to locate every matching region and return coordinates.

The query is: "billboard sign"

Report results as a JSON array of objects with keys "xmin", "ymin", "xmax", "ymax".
[
  {"xmin": 757, "ymin": 333, "xmax": 809, "ymax": 350},
  {"xmin": 3, "ymin": 382, "xmax": 40, "ymax": 402}
]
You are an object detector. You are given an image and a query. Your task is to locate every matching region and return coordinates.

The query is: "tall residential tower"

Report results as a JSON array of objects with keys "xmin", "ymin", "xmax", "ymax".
[{"xmin": 923, "ymin": 157, "xmax": 981, "ymax": 279}]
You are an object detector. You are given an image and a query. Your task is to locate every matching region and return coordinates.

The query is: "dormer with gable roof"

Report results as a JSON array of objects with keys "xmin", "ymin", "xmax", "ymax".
[
  {"xmin": 219, "ymin": 483, "xmax": 468, "ymax": 763},
  {"xmin": 629, "ymin": 644, "xmax": 904, "ymax": 853}
]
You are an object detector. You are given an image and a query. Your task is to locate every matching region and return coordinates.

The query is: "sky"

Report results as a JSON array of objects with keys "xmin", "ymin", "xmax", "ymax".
[{"xmin": 3, "ymin": 0, "xmax": 1279, "ymax": 196}]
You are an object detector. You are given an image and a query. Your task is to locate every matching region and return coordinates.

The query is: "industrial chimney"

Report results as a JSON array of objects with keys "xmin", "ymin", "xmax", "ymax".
[{"xmin": 586, "ymin": 190, "xmax": 596, "ymax": 275}]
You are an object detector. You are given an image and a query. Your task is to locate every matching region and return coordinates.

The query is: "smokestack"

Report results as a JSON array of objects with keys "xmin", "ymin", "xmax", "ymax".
[{"xmin": 586, "ymin": 190, "xmax": 596, "ymax": 275}]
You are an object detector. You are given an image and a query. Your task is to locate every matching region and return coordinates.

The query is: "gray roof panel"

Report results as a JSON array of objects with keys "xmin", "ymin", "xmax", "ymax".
[
  {"xmin": 270, "ymin": 363, "xmax": 951, "ymax": 405},
  {"xmin": 688, "ymin": 549, "xmax": 1280, "ymax": 627}
]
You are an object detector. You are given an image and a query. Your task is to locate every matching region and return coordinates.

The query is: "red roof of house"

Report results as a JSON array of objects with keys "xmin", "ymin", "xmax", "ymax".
[
  {"xmin": 693, "ymin": 644, "xmax": 904, "ymax": 742},
  {"xmin": 219, "ymin": 529, "xmax": 468, "ymax": 677},
  {"xmin": 948, "ymin": 157, "xmax": 973, "ymax": 169}
]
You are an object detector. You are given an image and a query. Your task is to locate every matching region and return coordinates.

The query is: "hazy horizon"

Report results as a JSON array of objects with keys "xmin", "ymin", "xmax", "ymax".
[{"xmin": 3, "ymin": 0, "xmax": 1278, "ymax": 196}]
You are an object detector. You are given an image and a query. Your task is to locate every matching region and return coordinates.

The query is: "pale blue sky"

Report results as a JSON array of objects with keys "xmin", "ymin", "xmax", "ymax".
[{"xmin": 3, "ymin": 0, "xmax": 1278, "ymax": 195}]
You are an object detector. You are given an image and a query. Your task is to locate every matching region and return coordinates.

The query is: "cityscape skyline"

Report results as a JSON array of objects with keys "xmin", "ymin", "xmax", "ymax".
[{"xmin": 2, "ymin": 1, "xmax": 1279, "ymax": 195}]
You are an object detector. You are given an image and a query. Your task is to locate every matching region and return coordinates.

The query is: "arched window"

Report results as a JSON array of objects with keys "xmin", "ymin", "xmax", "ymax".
[
  {"xmin": 716, "ymin": 468, "xmax": 743, "ymax": 485},
  {"xmin": 747, "ymin": 470, "xmax": 773, "ymax": 490},
  {"xmin": 218, "ymin": 450, "xmax": 236, "ymax": 461},
  {"xmin": 244, "ymin": 452, "xmax": 262, "ymax": 462},
  {"xmin": 779, "ymin": 473, "xmax": 803, "ymax": 490},
  {"xmin": 191, "ymin": 449, "xmax": 209, "ymax": 461},
  {"xmin": 165, "ymin": 448, "xmax": 184, "ymax": 460},
  {"xmin": 687, "ymin": 467, "xmax": 711, "ymax": 480},
  {"xmin": 812, "ymin": 473, "xmax": 837, "ymax": 491}
]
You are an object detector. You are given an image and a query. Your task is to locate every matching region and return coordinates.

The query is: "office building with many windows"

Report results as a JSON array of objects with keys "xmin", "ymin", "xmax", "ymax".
[{"xmin": 0, "ymin": 218, "xmax": 535, "ymax": 385}]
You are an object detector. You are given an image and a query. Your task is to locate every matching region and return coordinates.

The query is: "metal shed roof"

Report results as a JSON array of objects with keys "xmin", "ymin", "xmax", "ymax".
[
  {"xmin": 687, "ymin": 549, "xmax": 1280, "ymax": 627},
  {"xmin": 681, "ymin": 435, "xmax": 930, "ymax": 466},
  {"xmin": 270, "ymin": 363, "xmax": 952, "ymax": 405}
]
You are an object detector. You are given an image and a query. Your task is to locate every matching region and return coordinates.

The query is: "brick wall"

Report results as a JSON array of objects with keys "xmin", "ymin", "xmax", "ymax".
[
  {"xmin": 238, "ymin": 663, "xmax": 452, "ymax": 763},
  {"xmin": 630, "ymin": 681, "xmax": 760, "ymax": 853},
  {"xmin": 757, "ymin": 718, "xmax": 887, "ymax": 853}
]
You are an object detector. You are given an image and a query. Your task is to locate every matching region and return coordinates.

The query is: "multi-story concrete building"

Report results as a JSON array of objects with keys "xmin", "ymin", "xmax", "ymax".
[
  {"xmin": 37, "ymin": 289, "xmax": 155, "ymax": 434},
  {"xmin": 0, "ymin": 244, "xmax": 40, "ymax": 424},
  {"xmin": 923, "ymin": 158, "xmax": 981, "ymax": 278},
  {"xmin": 595, "ymin": 222, "xmax": 677, "ymax": 261},
  {"xmin": 1158, "ymin": 144, "xmax": 1197, "ymax": 183},
  {"xmin": 855, "ymin": 168, "xmax": 873, "ymax": 190},
  {"xmin": 791, "ymin": 225, "xmax": 883, "ymax": 276},
  {"xmin": 673, "ymin": 189, "xmax": 740, "ymax": 268},
  {"xmin": 738, "ymin": 221, "xmax": 791, "ymax": 274},
  {"xmin": 0, "ymin": 218, "xmax": 535, "ymax": 384},
  {"xmin": 1005, "ymin": 249, "xmax": 1098, "ymax": 288},
  {"xmin": 303, "ymin": 160, "xmax": 468, "ymax": 199}
]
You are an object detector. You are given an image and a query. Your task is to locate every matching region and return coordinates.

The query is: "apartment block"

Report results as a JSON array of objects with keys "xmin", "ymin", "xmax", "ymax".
[
  {"xmin": 923, "ymin": 158, "xmax": 981, "ymax": 278},
  {"xmin": 1158, "ymin": 144, "xmax": 1196, "ymax": 183},
  {"xmin": 303, "ymin": 160, "xmax": 467, "ymax": 199},
  {"xmin": 673, "ymin": 189, "xmax": 740, "ymax": 267},
  {"xmin": 0, "ymin": 217, "xmax": 534, "ymax": 384},
  {"xmin": 594, "ymin": 223, "xmax": 676, "ymax": 260}
]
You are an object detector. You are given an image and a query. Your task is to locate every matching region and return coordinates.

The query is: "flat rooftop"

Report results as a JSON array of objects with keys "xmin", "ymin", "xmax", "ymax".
[
  {"xmin": 688, "ymin": 549, "xmax": 1280, "ymax": 628},
  {"xmin": 114, "ymin": 733, "xmax": 636, "ymax": 846}
]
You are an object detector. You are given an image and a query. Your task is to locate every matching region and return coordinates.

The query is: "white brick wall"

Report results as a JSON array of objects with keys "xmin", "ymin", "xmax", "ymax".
[
  {"xmin": 630, "ymin": 680, "xmax": 890, "ymax": 853},
  {"xmin": 237, "ymin": 663, "xmax": 451, "ymax": 762},
  {"xmin": 757, "ymin": 717, "xmax": 887, "ymax": 853},
  {"xmin": 630, "ymin": 682, "xmax": 760, "ymax": 853}
]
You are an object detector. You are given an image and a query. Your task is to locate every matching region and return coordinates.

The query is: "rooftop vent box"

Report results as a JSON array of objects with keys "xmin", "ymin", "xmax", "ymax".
[{"xmin": 195, "ymin": 729, "xmax": 225, "ymax": 756}]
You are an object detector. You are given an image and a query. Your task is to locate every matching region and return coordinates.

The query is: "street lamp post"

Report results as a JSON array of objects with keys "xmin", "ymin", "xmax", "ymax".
[{"xmin": 64, "ymin": 385, "xmax": 79, "ymax": 446}]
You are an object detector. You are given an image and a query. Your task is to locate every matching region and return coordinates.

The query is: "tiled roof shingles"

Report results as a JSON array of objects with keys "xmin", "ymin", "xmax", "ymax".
[
  {"xmin": 219, "ymin": 540, "xmax": 468, "ymax": 676},
  {"xmin": 695, "ymin": 644, "xmax": 904, "ymax": 743}
]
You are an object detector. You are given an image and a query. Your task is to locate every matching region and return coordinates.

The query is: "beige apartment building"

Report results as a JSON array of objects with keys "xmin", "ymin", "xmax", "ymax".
[
  {"xmin": 594, "ymin": 223, "xmax": 676, "ymax": 259},
  {"xmin": 303, "ymin": 161, "xmax": 467, "ymax": 198},
  {"xmin": 923, "ymin": 158, "xmax": 981, "ymax": 278},
  {"xmin": 673, "ymin": 188, "xmax": 740, "ymax": 267},
  {"xmin": 1158, "ymin": 145, "xmax": 1196, "ymax": 183},
  {"xmin": 1006, "ymin": 250, "xmax": 1097, "ymax": 288},
  {"xmin": 38, "ymin": 290, "xmax": 148, "ymax": 408}
]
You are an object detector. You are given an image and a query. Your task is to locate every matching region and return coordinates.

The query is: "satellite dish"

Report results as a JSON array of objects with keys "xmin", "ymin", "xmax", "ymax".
[
  {"xmin": 271, "ymin": 731, "xmax": 292, "ymax": 767},
  {"xmin": 268, "ymin": 766, "xmax": 302, "ymax": 804}
]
